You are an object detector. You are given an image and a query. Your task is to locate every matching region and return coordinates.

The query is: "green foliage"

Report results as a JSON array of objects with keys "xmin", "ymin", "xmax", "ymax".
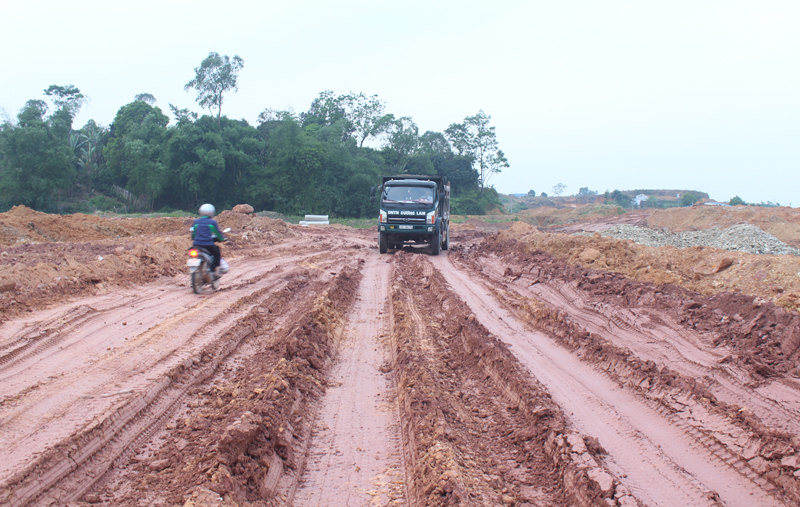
[
  {"xmin": 729, "ymin": 195, "xmax": 746, "ymax": 206},
  {"xmin": 451, "ymin": 187, "xmax": 503, "ymax": 215},
  {"xmin": 0, "ymin": 99, "xmax": 76, "ymax": 211},
  {"xmin": 642, "ymin": 196, "xmax": 660, "ymax": 208},
  {"xmin": 135, "ymin": 93, "xmax": 157, "ymax": 105},
  {"xmin": 103, "ymin": 101, "xmax": 170, "ymax": 208},
  {"xmin": 680, "ymin": 192, "xmax": 702, "ymax": 207},
  {"xmin": 445, "ymin": 110, "xmax": 508, "ymax": 191},
  {"xmin": 527, "ymin": 189, "xmax": 536, "ymax": 197},
  {"xmin": 44, "ymin": 84, "xmax": 85, "ymax": 116},
  {"xmin": 3, "ymin": 79, "xmax": 509, "ymax": 218},
  {"xmin": 184, "ymin": 52, "xmax": 244, "ymax": 128}
]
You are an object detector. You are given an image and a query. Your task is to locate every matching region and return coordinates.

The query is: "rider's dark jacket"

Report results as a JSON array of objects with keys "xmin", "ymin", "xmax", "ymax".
[{"xmin": 191, "ymin": 217, "xmax": 225, "ymax": 246}]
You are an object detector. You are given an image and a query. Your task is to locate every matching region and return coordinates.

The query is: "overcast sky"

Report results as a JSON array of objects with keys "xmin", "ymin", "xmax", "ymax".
[{"xmin": 3, "ymin": 0, "xmax": 798, "ymax": 206}]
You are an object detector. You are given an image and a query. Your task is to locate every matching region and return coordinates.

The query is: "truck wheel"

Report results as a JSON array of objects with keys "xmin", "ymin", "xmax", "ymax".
[
  {"xmin": 431, "ymin": 227, "xmax": 441, "ymax": 256},
  {"xmin": 379, "ymin": 232, "xmax": 388, "ymax": 254},
  {"xmin": 442, "ymin": 224, "xmax": 449, "ymax": 250}
]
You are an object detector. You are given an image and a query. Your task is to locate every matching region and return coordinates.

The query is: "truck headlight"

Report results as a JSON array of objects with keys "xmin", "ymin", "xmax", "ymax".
[
  {"xmin": 380, "ymin": 210, "xmax": 387, "ymax": 223},
  {"xmin": 426, "ymin": 211, "xmax": 436, "ymax": 224}
]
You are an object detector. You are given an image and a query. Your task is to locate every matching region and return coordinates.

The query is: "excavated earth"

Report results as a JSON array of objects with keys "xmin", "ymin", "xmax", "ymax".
[{"xmin": 1, "ymin": 206, "xmax": 799, "ymax": 507}]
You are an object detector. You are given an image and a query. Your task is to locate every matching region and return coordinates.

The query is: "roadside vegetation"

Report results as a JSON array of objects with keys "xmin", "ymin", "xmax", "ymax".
[{"xmin": 0, "ymin": 53, "xmax": 506, "ymax": 218}]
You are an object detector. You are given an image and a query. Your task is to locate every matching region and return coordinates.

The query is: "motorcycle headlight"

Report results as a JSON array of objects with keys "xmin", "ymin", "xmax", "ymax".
[
  {"xmin": 426, "ymin": 211, "xmax": 436, "ymax": 224},
  {"xmin": 379, "ymin": 210, "xmax": 387, "ymax": 223}
]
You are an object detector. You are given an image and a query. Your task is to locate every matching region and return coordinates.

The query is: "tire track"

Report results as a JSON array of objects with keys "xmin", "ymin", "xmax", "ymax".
[{"xmin": 431, "ymin": 252, "xmax": 786, "ymax": 507}]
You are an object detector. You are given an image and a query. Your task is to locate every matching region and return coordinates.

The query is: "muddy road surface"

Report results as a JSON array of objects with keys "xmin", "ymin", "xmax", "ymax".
[{"xmin": 1, "ymin": 223, "xmax": 799, "ymax": 507}]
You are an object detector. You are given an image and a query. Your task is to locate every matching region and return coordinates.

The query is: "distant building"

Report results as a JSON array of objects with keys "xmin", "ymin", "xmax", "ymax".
[{"xmin": 633, "ymin": 194, "xmax": 649, "ymax": 207}]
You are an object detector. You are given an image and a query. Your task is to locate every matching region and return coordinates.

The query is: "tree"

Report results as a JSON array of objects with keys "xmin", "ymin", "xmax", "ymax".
[
  {"xmin": 103, "ymin": 101, "xmax": 170, "ymax": 209},
  {"xmin": 681, "ymin": 192, "xmax": 701, "ymax": 207},
  {"xmin": 0, "ymin": 100, "xmax": 76, "ymax": 210},
  {"xmin": 552, "ymin": 182, "xmax": 566, "ymax": 196},
  {"xmin": 43, "ymin": 85, "xmax": 86, "ymax": 116},
  {"xmin": 729, "ymin": 195, "xmax": 746, "ymax": 206},
  {"xmin": 135, "ymin": 93, "xmax": 157, "ymax": 105},
  {"xmin": 419, "ymin": 131, "xmax": 451, "ymax": 155},
  {"xmin": 527, "ymin": 189, "xmax": 536, "ymax": 197},
  {"xmin": 384, "ymin": 116, "xmax": 419, "ymax": 159},
  {"xmin": 540, "ymin": 192, "xmax": 548, "ymax": 197},
  {"xmin": 169, "ymin": 104, "xmax": 198, "ymax": 125},
  {"xmin": 444, "ymin": 110, "xmax": 508, "ymax": 193},
  {"xmin": 184, "ymin": 52, "xmax": 244, "ymax": 128},
  {"xmin": 578, "ymin": 187, "xmax": 597, "ymax": 196},
  {"xmin": 343, "ymin": 92, "xmax": 394, "ymax": 147}
]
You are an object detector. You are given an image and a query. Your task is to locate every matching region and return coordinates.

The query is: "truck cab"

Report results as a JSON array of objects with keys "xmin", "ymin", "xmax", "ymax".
[{"xmin": 371, "ymin": 175, "xmax": 450, "ymax": 255}]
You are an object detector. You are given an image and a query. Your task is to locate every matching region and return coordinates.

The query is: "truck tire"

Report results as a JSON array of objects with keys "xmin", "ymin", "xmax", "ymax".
[
  {"xmin": 431, "ymin": 227, "xmax": 441, "ymax": 256},
  {"xmin": 379, "ymin": 232, "xmax": 388, "ymax": 254},
  {"xmin": 442, "ymin": 223, "xmax": 449, "ymax": 250}
]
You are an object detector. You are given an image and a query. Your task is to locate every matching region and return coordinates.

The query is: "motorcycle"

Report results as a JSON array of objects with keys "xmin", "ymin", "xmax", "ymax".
[{"xmin": 187, "ymin": 228, "xmax": 231, "ymax": 294}]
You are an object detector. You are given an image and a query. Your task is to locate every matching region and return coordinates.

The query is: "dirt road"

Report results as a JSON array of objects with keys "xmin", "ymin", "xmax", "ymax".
[{"xmin": 1, "ymin": 220, "xmax": 799, "ymax": 507}]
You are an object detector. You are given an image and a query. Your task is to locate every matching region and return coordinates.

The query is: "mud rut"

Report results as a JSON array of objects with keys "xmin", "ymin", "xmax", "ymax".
[{"xmin": 1, "ymin": 229, "xmax": 798, "ymax": 507}]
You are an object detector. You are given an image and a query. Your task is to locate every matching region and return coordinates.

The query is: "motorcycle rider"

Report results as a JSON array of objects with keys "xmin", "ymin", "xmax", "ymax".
[{"xmin": 191, "ymin": 203, "xmax": 226, "ymax": 278}]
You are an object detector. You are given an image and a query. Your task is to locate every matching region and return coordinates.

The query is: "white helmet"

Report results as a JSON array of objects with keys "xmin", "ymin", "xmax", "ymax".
[{"xmin": 199, "ymin": 203, "xmax": 215, "ymax": 217}]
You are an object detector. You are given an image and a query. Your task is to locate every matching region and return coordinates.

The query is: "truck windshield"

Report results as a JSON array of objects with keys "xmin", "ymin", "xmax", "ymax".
[{"xmin": 382, "ymin": 186, "xmax": 434, "ymax": 204}]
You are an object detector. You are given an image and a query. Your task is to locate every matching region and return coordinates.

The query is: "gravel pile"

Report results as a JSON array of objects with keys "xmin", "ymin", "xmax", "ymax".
[{"xmin": 576, "ymin": 224, "xmax": 800, "ymax": 256}]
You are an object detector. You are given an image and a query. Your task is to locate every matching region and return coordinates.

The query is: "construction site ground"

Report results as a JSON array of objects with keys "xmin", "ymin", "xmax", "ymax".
[{"xmin": 1, "ymin": 204, "xmax": 799, "ymax": 507}]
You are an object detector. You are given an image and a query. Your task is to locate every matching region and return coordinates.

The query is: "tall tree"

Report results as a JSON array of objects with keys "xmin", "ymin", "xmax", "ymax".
[
  {"xmin": 184, "ymin": 52, "xmax": 244, "ymax": 128},
  {"xmin": 445, "ymin": 110, "xmax": 508, "ymax": 193},
  {"xmin": 134, "ymin": 93, "xmax": 157, "ymax": 105},
  {"xmin": 342, "ymin": 92, "xmax": 394, "ymax": 147},
  {"xmin": 43, "ymin": 84, "xmax": 86, "ymax": 116}
]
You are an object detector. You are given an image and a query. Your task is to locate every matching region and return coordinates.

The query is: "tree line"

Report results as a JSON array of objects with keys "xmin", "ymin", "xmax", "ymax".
[{"xmin": 0, "ymin": 52, "xmax": 508, "ymax": 217}]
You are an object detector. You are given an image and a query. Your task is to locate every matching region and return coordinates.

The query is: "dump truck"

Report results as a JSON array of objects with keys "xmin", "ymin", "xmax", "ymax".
[{"xmin": 370, "ymin": 175, "xmax": 450, "ymax": 255}]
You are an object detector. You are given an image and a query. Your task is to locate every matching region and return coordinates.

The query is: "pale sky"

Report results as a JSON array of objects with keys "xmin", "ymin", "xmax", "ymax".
[{"xmin": 2, "ymin": 0, "xmax": 798, "ymax": 206}]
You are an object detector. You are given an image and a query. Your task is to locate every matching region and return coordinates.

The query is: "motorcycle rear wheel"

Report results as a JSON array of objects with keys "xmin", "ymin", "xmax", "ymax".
[{"xmin": 191, "ymin": 269, "xmax": 203, "ymax": 294}]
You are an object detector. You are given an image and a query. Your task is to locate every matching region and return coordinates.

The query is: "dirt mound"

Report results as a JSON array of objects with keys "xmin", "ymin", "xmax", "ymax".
[
  {"xmin": 0, "ymin": 205, "xmax": 189, "ymax": 248},
  {"xmin": 492, "ymin": 222, "xmax": 800, "ymax": 313},
  {"xmin": 0, "ymin": 208, "xmax": 295, "ymax": 321}
]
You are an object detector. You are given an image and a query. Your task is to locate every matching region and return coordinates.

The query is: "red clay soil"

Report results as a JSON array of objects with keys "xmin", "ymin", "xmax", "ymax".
[
  {"xmin": 2, "ymin": 207, "xmax": 800, "ymax": 507},
  {"xmin": 450, "ymin": 234, "xmax": 800, "ymax": 505}
]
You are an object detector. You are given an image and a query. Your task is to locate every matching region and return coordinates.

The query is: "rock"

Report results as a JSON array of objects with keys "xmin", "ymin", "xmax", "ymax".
[
  {"xmin": 83, "ymin": 493, "xmax": 102, "ymax": 503},
  {"xmin": 232, "ymin": 204, "xmax": 254, "ymax": 214},
  {"xmin": 712, "ymin": 257, "xmax": 734, "ymax": 272},
  {"xmin": 566, "ymin": 433, "xmax": 587, "ymax": 454},
  {"xmin": 217, "ymin": 411, "xmax": 263, "ymax": 465},
  {"xmin": 748, "ymin": 456, "xmax": 769, "ymax": 474},
  {"xmin": 587, "ymin": 468, "xmax": 614, "ymax": 492},
  {"xmin": 149, "ymin": 459, "xmax": 171, "ymax": 472},
  {"xmin": 0, "ymin": 281, "xmax": 16, "ymax": 293},
  {"xmin": 182, "ymin": 486, "xmax": 225, "ymax": 507},
  {"xmin": 308, "ymin": 355, "xmax": 325, "ymax": 370},
  {"xmin": 781, "ymin": 454, "xmax": 799, "ymax": 468}
]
